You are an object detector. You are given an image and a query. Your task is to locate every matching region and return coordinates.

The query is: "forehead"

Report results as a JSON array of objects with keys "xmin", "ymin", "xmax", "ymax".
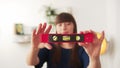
[{"xmin": 57, "ymin": 22, "xmax": 72, "ymax": 24}]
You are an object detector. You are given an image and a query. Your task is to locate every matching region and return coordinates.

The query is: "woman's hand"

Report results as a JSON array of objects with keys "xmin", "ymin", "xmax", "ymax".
[
  {"xmin": 31, "ymin": 23, "xmax": 52, "ymax": 50},
  {"xmin": 78, "ymin": 30, "xmax": 104, "ymax": 59}
]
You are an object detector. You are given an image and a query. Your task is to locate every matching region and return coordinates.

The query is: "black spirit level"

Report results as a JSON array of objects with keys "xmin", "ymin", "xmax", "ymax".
[{"xmin": 40, "ymin": 33, "xmax": 93, "ymax": 43}]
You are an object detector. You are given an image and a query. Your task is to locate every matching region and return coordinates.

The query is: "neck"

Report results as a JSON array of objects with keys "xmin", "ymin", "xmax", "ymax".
[{"xmin": 60, "ymin": 43, "xmax": 75, "ymax": 49}]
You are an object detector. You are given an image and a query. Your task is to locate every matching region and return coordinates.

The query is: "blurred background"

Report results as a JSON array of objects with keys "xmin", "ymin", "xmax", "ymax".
[{"xmin": 0, "ymin": 0, "xmax": 120, "ymax": 68}]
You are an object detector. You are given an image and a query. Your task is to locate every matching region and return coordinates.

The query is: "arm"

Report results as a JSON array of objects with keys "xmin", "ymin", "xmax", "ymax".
[
  {"xmin": 87, "ymin": 57, "xmax": 101, "ymax": 68},
  {"xmin": 27, "ymin": 47, "xmax": 39, "ymax": 65},
  {"xmin": 78, "ymin": 30, "xmax": 104, "ymax": 68},
  {"xmin": 26, "ymin": 23, "xmax": 52, "ymax": 66}
]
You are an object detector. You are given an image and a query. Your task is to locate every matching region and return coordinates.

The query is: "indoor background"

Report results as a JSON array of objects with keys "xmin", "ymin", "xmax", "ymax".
[{"xmin": 0, "ymin": 0, "xmax": 120, "ymax": 68}]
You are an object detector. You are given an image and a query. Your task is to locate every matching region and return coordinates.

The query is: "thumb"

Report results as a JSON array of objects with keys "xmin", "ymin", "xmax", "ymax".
[
  {"xmin": 44, "ymin": 43, "xmax": 52, "ymax": 50},
  {"xmin": 99, "ymin": 31, "xmax": 105, "ymax": 43}
]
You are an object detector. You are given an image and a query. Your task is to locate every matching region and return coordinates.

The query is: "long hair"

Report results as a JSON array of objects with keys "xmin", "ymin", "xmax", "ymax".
[{"xmin": 52, "ymin": 12, "xmax": 82, "ymax": 68}]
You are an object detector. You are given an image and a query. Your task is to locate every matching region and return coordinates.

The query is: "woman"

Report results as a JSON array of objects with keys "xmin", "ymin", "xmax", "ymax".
[{"xmin": 27, "ymin": 12, "xmax": 104, "ymax": 68}]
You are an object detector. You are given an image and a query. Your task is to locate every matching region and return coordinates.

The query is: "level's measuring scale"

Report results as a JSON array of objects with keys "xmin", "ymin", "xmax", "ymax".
[
  {"xmin": 49, "ymin": 34, "xmax": 84, "ymax": 42},
  {"xmin": 40, "ymin": 33, "xmax": 93, "ymax": 43}
]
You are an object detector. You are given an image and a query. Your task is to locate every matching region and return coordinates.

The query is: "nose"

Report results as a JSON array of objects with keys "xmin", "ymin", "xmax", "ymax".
[{"xmin": 62, "ymin": 24, "xmax": 67, "ymax": 30}]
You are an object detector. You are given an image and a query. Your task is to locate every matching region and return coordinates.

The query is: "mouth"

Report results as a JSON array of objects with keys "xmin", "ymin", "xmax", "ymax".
[{"xmin": 62, "ymin": 32, "xmax": 69, "ymax": 34}]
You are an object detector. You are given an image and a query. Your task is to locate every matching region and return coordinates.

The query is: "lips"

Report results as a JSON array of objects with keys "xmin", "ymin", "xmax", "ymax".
[{"xmin": 62, "ymin": 32, "xmax": 69, "ymax": 34}]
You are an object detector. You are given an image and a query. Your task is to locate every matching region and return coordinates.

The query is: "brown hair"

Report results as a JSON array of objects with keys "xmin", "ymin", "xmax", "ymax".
[
  {"xmin": 55, "ymin": 12, "xmax": 77, "ymax": 33},
  {"xmin": 52, "ymin": 12, "xmax": 82, "ymax": 68}
]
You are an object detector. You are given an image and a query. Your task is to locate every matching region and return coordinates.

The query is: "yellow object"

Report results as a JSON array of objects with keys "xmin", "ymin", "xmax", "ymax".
[
  {"xmin": 53, "ymin": 36, "xmax": 58, "ymax": 41},
  {"xmin": 16, "ymin": 24, "xmax": 22, "ymax": 33},
  {"xmin": 63, "ymin": 36, "xmax": 70, "ymax": 41},
  {"xmin": 76, "ymin": 36, "xmax": 81, "ymax": 41},
  {"xmin": 97, "ymin": 32, "xmax": 108, "ymax": 55}
]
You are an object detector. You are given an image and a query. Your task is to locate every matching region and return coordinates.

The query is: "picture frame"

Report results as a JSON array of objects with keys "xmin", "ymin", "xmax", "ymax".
[{"xmin": 15, "ymin": 24, "xmax": 24, "ymax": 35}]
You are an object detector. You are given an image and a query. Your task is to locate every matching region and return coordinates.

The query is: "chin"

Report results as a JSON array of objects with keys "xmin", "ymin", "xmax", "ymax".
[
  {"xmin": 57, "ymin": 32, "xmax": 73, "ymax": 34},
  {"xmin": 62, "ymin": 33, "xmax": 72, "ymax": 34}
]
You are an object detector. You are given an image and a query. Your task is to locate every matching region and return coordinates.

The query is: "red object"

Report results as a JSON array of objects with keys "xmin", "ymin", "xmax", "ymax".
[
  {"xmin": 84, "ymin": 33, "xmax": 94, "ymax": 43},
  {"xmin": 40, "ymin": 33, "xmax": 94, "ymax": 43},
  {"xmin": 40, "ymin": 34, "xmax": 49, "ymax": 43}
]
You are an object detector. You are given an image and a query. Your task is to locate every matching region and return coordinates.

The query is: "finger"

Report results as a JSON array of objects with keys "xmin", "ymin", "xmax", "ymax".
[
  {"xmin": 82, "ymin": 44, "xmax": 89, "ymax": 49},
  {"xmin": 44, "ymin": 25, "xmax": 52, "ymax": 34},
  {"xmin": 79, "ymin": 31, "xmax": 83, "ymax": 34},
  {"xmin": 32, "ymin": 29, "xmax": 36, "ymax": 36},
  {"xmin": 44, "ymin": 43, "xmax": 52, "ymax": 50},
  {"xmin": 78, "ymin": 42, "xmax": 86, "ymax": 46},
  {"xmin": 37, "ymin": 23, "xmax": 42, "ymax": 34},
  {"xmin": 90, "ymin": 30, "xmax": 98, "ymax": 39},
  {"xmin": 31, "ymin": 29, "xmax": 36, "ymax": 42},
  {"xmin": 36, "ymin": 23, "xmax": 42, "ymax": 34},
  {"xmin": 90, "ymin": 30, "xmax": 96, "ymax": 35},
  {"xmin": 82, "ymin": 30, "xmax": 90, "ymax": 34},
  {"xmin": 99, "ymin": 31, "xmax": 105, "ymax": 43},
  {"xmin": 41, "ymin": 23, "xmax": 47, "ymax": 33},
  {"xmin": 38, "ymin": 43, "xmax": 45, "ymax": 48},
  {"xmin": 85, "ymin": 30, "xmax": 90, "ymax": 33}
]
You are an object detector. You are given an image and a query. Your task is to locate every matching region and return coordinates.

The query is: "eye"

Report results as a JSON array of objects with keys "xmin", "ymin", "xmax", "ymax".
[
  {"xmin": 57, "ymin": 23, "xmax": 62, "ymax": 26},
  {"xmin": 66, "ymin": 23, "xmax": 71, "ymax": 25}
]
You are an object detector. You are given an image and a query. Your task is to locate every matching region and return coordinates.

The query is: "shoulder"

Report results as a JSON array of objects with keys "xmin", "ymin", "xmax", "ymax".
[
  {"xmin": 78, "ymin": 46, "xmax": 89, "ymax": 67},
  {"xmin": 78, "ymin": 46, "xmax": 89, "ymax": 59},
  {"xmin": 78, "ymin": 46, "xmax": 85, "ymax": 54}
]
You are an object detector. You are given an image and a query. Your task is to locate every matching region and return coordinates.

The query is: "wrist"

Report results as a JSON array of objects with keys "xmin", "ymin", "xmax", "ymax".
[
  {"xmin": 90, "ymin": 56, "xmax": 100, "ymax": 60},
  {"xmin": 89, "ymin": 56, "xmax": 100, "ymax": 64},
  {"xmin": 88, "ymin": 57, "xmax": 101, "ymax": 68},
  {"xmin": 30, "ymin": 46, "xmax": 39, "ymax": 54}
]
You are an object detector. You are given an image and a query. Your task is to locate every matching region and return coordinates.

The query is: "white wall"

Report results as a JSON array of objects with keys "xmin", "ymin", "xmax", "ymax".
[
  {"xmin": 113, "ymin": 0, "xmax": 120, "ymax": 68},
  {"xmin": 0, "ymin": 0, "xmax": 119, "ymax": 68}
]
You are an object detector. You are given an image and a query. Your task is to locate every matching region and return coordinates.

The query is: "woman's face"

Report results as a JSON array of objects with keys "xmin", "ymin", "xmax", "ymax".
[{"xmin": 56, "ymin": 22, "xmax": 74, "ymax": 34}]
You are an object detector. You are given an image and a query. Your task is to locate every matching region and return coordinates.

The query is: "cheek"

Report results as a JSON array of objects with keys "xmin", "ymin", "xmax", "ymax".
[
  {"xmin": 56, "ymin": 26, "xmax": 61, "ymax": 33},
  {"xmin": 68, "ymin": 25, "xmax": 74, "ymax": 32}
]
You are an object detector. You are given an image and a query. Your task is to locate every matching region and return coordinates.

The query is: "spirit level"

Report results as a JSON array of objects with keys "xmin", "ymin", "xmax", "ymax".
[{"xmin": 40, "ymin": 33, "xmax": 93, "ymax": 43}]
